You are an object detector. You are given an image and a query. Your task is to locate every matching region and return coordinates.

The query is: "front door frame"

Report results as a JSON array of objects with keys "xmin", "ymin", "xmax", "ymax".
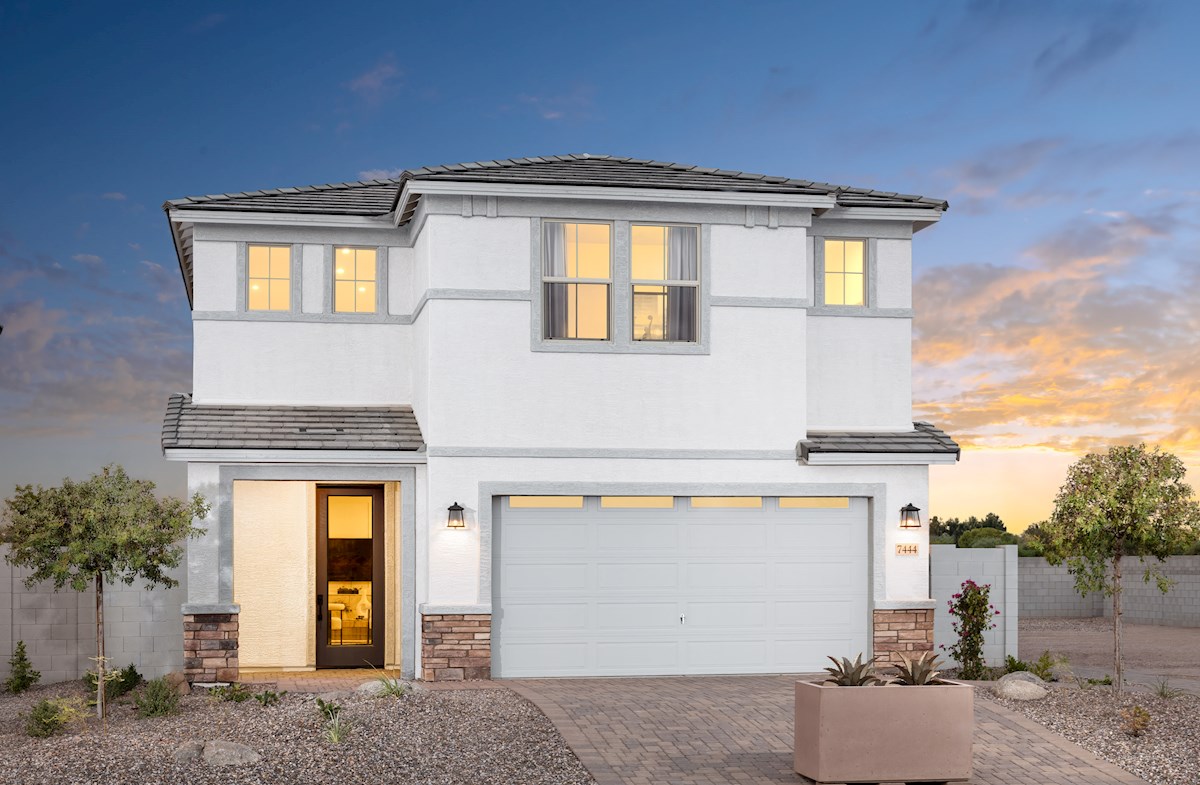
[{"xmin": 316, "ymin": 484, "xmax": 386, "ymax": 668}]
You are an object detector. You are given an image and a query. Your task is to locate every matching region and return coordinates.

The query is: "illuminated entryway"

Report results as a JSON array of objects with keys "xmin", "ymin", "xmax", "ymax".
[
  {"xmin": 492, "ymin": 495, "xmax": 870, "ymax": 678},
  {"xmin": 316, "ymin": 486, "xmax": 385, "ymax": 668}
]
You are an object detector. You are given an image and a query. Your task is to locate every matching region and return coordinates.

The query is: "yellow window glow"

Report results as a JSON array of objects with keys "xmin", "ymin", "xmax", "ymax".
[
  {"xmin": 691, "ymin": 497, "xmax": 763, "ymax": 509},
  {"xmin": 823, "ymin": 239, "xmax": 866, "ymax": 307},
  {"xmin": 544, "ymin": 222, "xmax": 611, "ymax": 341},
  {"xmin": 779, "ymin": 497, "xmax": 851, "ymax": 509},
  {"xmin": 600, "ymin": 496, "xmax": 675, "ymax": 509},
  {"xmin": 247, "ymin": 244, "xmax": 290, "ymax": 311},
  {"xmin": 509, "ymin": 496, "xmax": 585, "ymax": 509},
  {"xmin": 334, "ymin": 247, "xmax": 377, "ymax": 313}
]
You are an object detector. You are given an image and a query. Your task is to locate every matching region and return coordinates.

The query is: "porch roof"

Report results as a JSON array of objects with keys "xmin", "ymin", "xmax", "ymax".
[
  {"xmin": 797, "ymin": 422, "xmax": 960, "ymax": 460},
  {"xmin": 161, "ymin": 394, "xmax": 424, "ymax": 451}
]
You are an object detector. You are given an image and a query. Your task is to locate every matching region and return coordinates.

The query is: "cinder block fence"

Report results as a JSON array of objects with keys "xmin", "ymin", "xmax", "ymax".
[
  {"xmin": 929, "ymin": 544, "xmax": 1019, "ymax": 666},
  {"xmin": 1020, "ymin": 555, "xmax": 1200, "ymax": 627}
]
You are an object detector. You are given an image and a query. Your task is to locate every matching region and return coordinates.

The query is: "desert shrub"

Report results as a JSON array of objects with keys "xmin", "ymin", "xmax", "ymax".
[
  {"xmin": 85, "ymin": 663, "xmax": 142, "ymax": 700},
  {"xmin": 210, "ymin": 683, "xmax": 252, "ymax": 703},
  {"xmin": 1087, "ymin": 675, "xmax": 1113, "ymax": 686},
  {"xmin": 135, "ymin": 677, "xmax": 180, "ymax": 717},
  {"xmin": 324, "ymin": 713, "xmax": 351, "ymax": 743},
  {"xmin": 957, "ymin": 528, "xmax": 1019, "ymax": 549},
  {"xmin": 26, "ymin": 699, "xmax": 66, "ymax": 737},
  {"xmin": 1004, "ymin": 655, "xmax": 1030, "ymax": 674},
  {"xmin": 253, "ymin": 689, "xmax": 284, "ymax": 707},
  {"xmin": 1120, "ymin": 705, "xmax": 1151, "ymax": 737},
  {"xmin": 944, "ymin": 579, "xmax": 999, "ymax": 679},
  {"xmin": 4, "ymin": 641, "xmax": 40, "ymax": 694},
  {"xmin": 1030, "ymin": 650, "xmax": 1065, "ymax": 681},
  {"xmin": 315, "ymin": 697, "xmax": 342, "ymax": 721},
  {"xmin": 1153, "ymin": 678, "xmax": 1184, "ymax": 699}
]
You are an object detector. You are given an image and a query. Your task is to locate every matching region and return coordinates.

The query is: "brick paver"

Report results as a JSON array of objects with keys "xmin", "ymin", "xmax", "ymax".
[{"xmin": 508, "ymin": 675, "xmax": 1148, "ymax": 785}]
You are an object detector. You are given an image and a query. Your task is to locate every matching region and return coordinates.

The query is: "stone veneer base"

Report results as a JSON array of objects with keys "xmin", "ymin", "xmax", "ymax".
[
  {"xmin": 422, "ymin": 613, "xmax": 491, "ymax": 681},
  {"xmin": 872, "ymin": 608, "xmax": 934, "ymax": 667},
  {"xmin": 183, "ymin": 613, "xmax": 239, "ymax": 683}
]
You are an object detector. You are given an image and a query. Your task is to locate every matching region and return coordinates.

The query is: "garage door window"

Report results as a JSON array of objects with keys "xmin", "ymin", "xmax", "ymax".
[
  {"xmin": 600, "ymin": 496, "xmax": 675, "ymax": 509},
  {"xmin": 779, "ymin": 497, "xmax": 850, "ymax": 509},
  {"xmin": 508, "ymin": 496, "xmax": 584, "ymax": 509},
  {"xmin": 690, "ymin": 497, "xmax": 762, "ymax": 508}
]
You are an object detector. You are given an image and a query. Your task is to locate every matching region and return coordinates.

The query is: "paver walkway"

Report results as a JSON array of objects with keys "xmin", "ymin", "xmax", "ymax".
[{"xmin": 509, "ymin": 675, "xmax": 1148, "ymax": 785}]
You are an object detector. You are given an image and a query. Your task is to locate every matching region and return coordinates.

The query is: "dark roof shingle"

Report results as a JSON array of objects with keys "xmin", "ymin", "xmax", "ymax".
[
  {"xmin": 161, "ymin": 394, "xmax": 423, "ymax": 452},
  {"xmin": 797, "ymin": 422, "xmax": 960, "ymax": 461}
]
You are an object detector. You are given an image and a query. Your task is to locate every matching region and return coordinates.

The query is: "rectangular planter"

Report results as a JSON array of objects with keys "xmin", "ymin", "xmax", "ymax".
[{"xmin": 794, "ymin": 679, "xmax": 974, "ymax": 784}]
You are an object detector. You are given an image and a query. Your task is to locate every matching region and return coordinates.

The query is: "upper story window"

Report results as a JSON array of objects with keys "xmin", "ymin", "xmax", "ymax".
[
  {"xmin": 823, "ymin": 239, "xmax": 866, "ymax": 306},
  {"xmin": 334, "ymin": 247, "xmax": 377, "ymax": 313},
  {"xmin": 247, "ymin": 244, "xmax": 291, "ymax": 311},
  {"xmin": 631, "ymin": 225, "xmax": 699, "ymax": 342},
  {"xmin": 542, "ymin": 222, "xmax": 611, "ymax": 340}
]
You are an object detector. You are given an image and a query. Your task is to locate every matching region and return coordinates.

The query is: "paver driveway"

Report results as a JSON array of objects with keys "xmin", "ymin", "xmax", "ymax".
[{"xmin": 509, "ymin": 675, "xmax": 1147, "ymax": 785}]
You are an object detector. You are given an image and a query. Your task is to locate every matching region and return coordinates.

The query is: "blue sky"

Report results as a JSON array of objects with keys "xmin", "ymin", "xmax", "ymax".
[{"xmin": 2, "ymin": 1, "xmax": 1199, "ymax": 528}]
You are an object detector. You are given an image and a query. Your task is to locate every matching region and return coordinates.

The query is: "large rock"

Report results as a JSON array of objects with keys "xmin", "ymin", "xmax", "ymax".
[
  {"xmin": 201, "ymin": 740, "xmax": 262, "ymax": 767},
  {"xmin": 997, "ymin": 671, "xmax": 1045, "ymax": 687},
  {"xmin": 172, "ymin": 741, "xmax": 204, "ymax": 765},
  {"xmin": 164, "ymin": 671, "xmax": 192, "ymax": 696},
  {"xmin": 992, "ymin": 677, "xmax": 1048, "ymax": 701}
]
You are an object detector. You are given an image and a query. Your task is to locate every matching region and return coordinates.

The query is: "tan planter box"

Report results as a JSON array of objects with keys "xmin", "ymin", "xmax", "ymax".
[{"xmin": 794, "ymin": 679, "xmax": 973, "ymax": 784}]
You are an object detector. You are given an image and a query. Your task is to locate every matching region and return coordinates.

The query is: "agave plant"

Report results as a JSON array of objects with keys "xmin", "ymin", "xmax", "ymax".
[
  {"xmin": 892, "ymin": 651, "xmax": 946, "ymax": 686},
  {"xmin": 822, "ymin": 653, "xmax": 882, "ymax": 686}
]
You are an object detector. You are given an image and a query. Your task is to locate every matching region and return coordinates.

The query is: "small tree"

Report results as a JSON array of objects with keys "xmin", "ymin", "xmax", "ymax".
[
  {"xmin": 0, "ymin": 465, "xmax": 207, "ymax": 719},
  {"xmin": 1043, "ymin": 444, "xmax": 1200, "ymax": 692}
]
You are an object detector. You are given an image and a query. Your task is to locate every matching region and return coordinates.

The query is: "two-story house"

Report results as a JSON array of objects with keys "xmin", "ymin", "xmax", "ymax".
[{"xmin": 160, "ymin": 154, "xmax": 957, "ymax": 683}]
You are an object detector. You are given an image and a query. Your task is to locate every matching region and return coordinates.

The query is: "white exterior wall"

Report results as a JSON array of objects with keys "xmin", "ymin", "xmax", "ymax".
[
  {"xmin": 192, "ymin": 320, "xmax": 412, "ymax": 405},
  {"xmin": 192, "ymin": 240, "xmax": 237, "ymax": 312},
  {"xmin": 930, "ymin": 545, "xmax": 1019, "ymax": 665},
  {"xmin": 806, "ymin": 316, "xmax": 912, "ymax": 430},
  {"xmin": 875, "ymin": 239, "xmax": 912, "ymax": 309},
  {"xmin": 421, "ymin": 455, "xmax": 930, "ymax": 609},
  {"xmin": 709, "ymin": 225, "xmax": 807, "ymax": 298},
  {"xmin": 425, "ymin": 215, "xmax": 531, "ymax": 291}
]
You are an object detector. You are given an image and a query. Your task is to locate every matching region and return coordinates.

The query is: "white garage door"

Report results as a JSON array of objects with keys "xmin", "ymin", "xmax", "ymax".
[{"xmin": 493, "ymin": 495, "xmax": 869, "ymax": 678}]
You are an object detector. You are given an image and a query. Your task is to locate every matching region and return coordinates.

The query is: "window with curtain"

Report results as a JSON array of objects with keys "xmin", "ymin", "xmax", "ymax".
[
  {"xmin": 823, "ymin": 239, "xmax": 866, "ymax": 306},
  {"xmin": 543, "ymin": 222, "xmax": 611, "ymax": 340},
  {"xmin": 631, "ymin": 225, "xmax": 699, "ymax": 342},
  {"xmin": 247, "ymin": 245, "xmax": 290, "ymax": 311},
  {"xmin": 334, "ymin": 247, "xmax": 377, "ymax": 313}
]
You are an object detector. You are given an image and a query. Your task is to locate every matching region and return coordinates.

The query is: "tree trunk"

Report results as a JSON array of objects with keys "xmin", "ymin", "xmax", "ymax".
[
  {"xmin": 1112, "ymin": 554, "xmax": 1123, "ymax": 693},
  {"xmin": 95, "ymin": 574, "xmax": 105, "ymax": 720}
]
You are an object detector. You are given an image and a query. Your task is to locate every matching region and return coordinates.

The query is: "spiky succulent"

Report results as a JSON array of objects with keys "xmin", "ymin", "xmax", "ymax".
[
  {"xmin": 822, "ymin": 653, "xmax": 882, "ymax": 686},
  {"xmin": 892, "ymin": 651, "xmax": 946, "ymax": 686}
]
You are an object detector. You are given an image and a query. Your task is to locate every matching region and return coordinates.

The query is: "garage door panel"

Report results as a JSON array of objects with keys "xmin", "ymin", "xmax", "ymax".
[
  {"xmin": 773, "ymin": 560, "xmax": 864, "ymax": 591},
  {"xmin": 596, "ymin": 562, "xmax": 679, "ymax": 590},
  {"xmin": 502, "ymin": 521, "xmax": 590, "ymax": 550},
  {"xmin": 684, "ymin": 638, "xmax": 769, "ymax": 669},
  {"xmin": 774, "ymin": 636, "xmax": 859, "ymax": 666},
  {"xmin": 500, "ymin": 602, "xmax": 590, "ymax": 630},
  {"xmin": 684, "ymin": 600, "xmax": 768, "ymax": 629},
  {"xmin": 773, "ymin": 522, "xmax": 857, "ymax": 550},
  {"xmin": 500, "ymin": 641, "xmax": 590, "ymax": 676},
  {"xmin": 686, "ymin": 561, "xmax": 770, "ymax": 590},
  {"xmin": 596, "ymin": 640, "xmax": 679, "ymax": 671},
  {"xmin": 686, "ymin": 522, "xmax": 768, "ymax": 550},
  {"xmin": 776, "ymin": 598, "xmax": 863, "ymax": 628},
  {"xmin": 597, "ymin": 601, "xmax": 681, "ymax": 630},
  {"xmin": 598, "ymin": 522, "xmax": 678, "ymax": 549},
  {"xmin": 504, "ymin": 562, "xmax": 589, "ymax": 592}
]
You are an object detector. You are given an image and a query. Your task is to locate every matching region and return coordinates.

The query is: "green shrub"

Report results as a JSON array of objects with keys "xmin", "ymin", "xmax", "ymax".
[
  {"xmin": 957, "ymin": 528, "xmax": 1019, "ymax": 549},
  {"xmin": 135, "ymin": 677, "xmax": 180, "ymax": 717},
  {"xmin": 1153, "ymin": 677, "xmax": 1184, "ymax": 699},
  {"xmin": 1030, "ymin": 650, "xmax": 1066, "ymax": 681},
  {"xmin": 253, "ymin": 689, "xmax": 284, "ymax": 707},
  {"xmin": 85, "ymin": 663, "xmax": 142, "ymax": 700},
  {"xmin": 315, "ymin": 697, "xmax": 342, "ymax": 721},
  {"xmin": 944, "ymin": 579, "xmax": 999, "ymax": 679},
  {"xmin": 25, "ymin": 699, "xmax": 66, "ymax": 737},
  {"xmin": 1087, "ymin": 675, "xmax": 1113, "ymax": 686},
  {"xmin": 5, "ymin": 641, "xmax": 40, "ymax": 694},
  {"xmin": 1004, "ymin": 655, "xmax": 1030, "ymax": 674},
  {"xmin": 210, "ymin": 683, "xmax": 252, "ymax": 703}
]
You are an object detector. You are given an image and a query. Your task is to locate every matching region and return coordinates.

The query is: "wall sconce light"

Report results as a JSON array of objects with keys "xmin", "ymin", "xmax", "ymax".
[
  {"xmin": 899, "ymin": 503, "xmax": 922, "ymax": 529},
  {"xmin": 447, "ymin": 502, "xmax": 465, "ymax": 529}
]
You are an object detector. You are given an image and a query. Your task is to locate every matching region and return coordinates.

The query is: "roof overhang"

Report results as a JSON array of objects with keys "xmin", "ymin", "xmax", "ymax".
[
  {"xmin": 164, "ymin": 448, "xmax": 426, "ymax": 464},
  {"xmin": 393, "ymin": 179, "xmax": 839, "ymax": 227},
  {"xmin": 817, "ymin": 205, "xmax": 943, "ymax": 232},
  {"xmin": 168, "ymin": 209, "xmax": 395, "ymax": 228},
  {"xmin": 801, "ymin": 452, "xmax": 960, "ymax": 466}
]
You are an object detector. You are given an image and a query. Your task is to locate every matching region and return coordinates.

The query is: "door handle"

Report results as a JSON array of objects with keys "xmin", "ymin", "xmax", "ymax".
[
  {"xmin": 680, "ymin": 614, "xmax": 686, "ymax": 625},
  {"xmin": 317, "ymin": 594, "xmax": 324, "ymax": 622}
]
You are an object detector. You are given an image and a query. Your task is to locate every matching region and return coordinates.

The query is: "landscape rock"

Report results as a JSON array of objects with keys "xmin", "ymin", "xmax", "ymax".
[
  {"xmin": 355, "ymin": 680, "xmax": 389, "ymax": 696},
  {"xmin": 997, "ymin": 671, "xmax": 1046, "ymax": 687},
  {"xmin": 172, "ymin": 740, "xmax": 204, "ymax": 765},
  {"xmin": 992, "ymin": 678, "xmax": 1049, "ymax": 701},
  {"xmin": 164, "ymin": 671, "xmax": 192, "ymax": 696},
  {"xmin": 201, "ymin": 739, "xmax": 262, "ymax": 767}
]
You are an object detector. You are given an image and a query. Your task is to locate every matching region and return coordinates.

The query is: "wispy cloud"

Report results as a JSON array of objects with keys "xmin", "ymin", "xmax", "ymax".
[
  {"xmin": 515, "ymin": 85, "xmax": 595, "ymax": 122},
  {"xmin": 1032, "ymin": 4, "xmax": 1145, "ymax": 91},
  {"xmin": 100, "ymin": 191, "xmax": 127, "ymax": 201},
  {"xmin": 71, "ymin": 253, "xmax": 103, "ymax": 267},
  {"xmin": 346, "ymin": 55, "xmax": 402, "ymax": 104}
]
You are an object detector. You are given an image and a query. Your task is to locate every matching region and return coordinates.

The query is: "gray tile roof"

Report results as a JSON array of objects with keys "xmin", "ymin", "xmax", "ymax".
[
  {"xmin": 161, "ymin": 394, "xmax": 423, "ymax": 451},
  {"xmin": 797, "ymin": 422, "xmax": 960, "ymax": 461},
  {"xmin": 163, "ymin": 153, "xmax": 949, "ymax": 218}
]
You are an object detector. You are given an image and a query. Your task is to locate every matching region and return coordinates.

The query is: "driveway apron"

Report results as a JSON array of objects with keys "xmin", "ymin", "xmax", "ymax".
[{"xmin": 508, "ymin": 675, "xmax": 1148, "ymax": 785}]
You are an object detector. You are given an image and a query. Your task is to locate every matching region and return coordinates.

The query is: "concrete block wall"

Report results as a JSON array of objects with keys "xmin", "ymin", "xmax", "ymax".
[
  {"xmin": 1020, "ymin": 556, "xmax": 1200, "ymax": 627},
  {"xmin": 1018, "ymin": 557, "xmax": 1105, "ymax": 618},
  {"xmin": 930, "ymin": 545, "xmax": 1018, "ymax": 666},
  {"xmin": 0, "ymin": 547, "xmax": 186, "ymax": 684}
]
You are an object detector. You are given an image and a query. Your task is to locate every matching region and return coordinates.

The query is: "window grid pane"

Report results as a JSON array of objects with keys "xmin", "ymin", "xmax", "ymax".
[
  {"xmin": 544, "ymin": 222, "xmax": 611, "ymax": 340},
  {"xmin": 334, "ymin": 247, "xmax": 377, "ymax": 313},
  {"xmin": 823, "ymin": 239, "xmax": 866, "ymax": 307},
  {"xmin": 631, "ymin": 225, "xmax": 698, "ymax": 342},
  {"xmin": 248, "ymin": 245, "xmax": 290, "ymax": 311}
]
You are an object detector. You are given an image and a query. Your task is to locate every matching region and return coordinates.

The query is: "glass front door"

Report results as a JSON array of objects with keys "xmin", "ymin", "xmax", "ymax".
[{"xmin": 316, "ymin": 486, "xmax": 385, "ymax": 668}]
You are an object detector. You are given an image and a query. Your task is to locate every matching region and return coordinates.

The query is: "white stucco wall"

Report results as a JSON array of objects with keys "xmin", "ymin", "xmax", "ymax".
[
  {"xmin": 388, "ymin": 246, "xmax": 415, "ymax": 315},
  {"xmin": 709, "ymin": 225, "xmax": 807, "ymax": 299},
  {"xmin": 192, "ymin": 240, "xmax": 237, "ymax": 312},
  {"xmin": 421, "ymin": 455, "xmax": 930, "ymax": 608},
  {"xmin": 192, "ymin": 320, "xmax": 412, "ymax": 405},
  {"xmin": 875, "ymin": 239, "xmax": 912, "ymax": 309},
  {"xmin": 424, "ymin": 215, "xmax": 531, "ymax": 291},
  {"xmin": 301, "ymin": 244, "xmax": 324, "ymax": 313},
  {"xmin": 806, "ymin": 316, "xmax": 912, "ymax": 430}
]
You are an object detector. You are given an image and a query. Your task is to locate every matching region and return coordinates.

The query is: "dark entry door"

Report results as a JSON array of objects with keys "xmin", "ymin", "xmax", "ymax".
[{"xmin": 316, "ymin": 486, "xmax": 385, "ymax": 668}]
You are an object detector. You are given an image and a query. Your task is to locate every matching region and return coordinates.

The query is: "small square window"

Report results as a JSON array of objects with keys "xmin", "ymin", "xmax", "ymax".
[
  {"xmin": 823, "ymin": 239, "xmax": 866, "ymax": 307},
  {"xmin": 248, "ymin": 245, "xmax": 290, "ymax": 311},
  {"xmin": 334, "ymin": 247, "xmax": 377, "ymax": 314}
]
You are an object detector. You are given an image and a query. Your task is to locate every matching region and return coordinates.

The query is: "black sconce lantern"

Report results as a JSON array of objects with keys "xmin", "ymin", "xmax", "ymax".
[
  {"xmin": 447, "ymin": 502, "xmax": 466, "ymax": 529},
  {"xmin": 899, "ymin": 503, "xmax": 922, "ymax": 529}
]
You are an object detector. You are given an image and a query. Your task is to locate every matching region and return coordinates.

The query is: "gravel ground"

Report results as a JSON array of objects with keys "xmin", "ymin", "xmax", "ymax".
[
  {"xmin": 0, "ymin": 681, "xmax": 594, "ymax": 785},
  {"xmin": 1020, "ymin": 617, "xmax": 1200, "ymax": 682},
  {"xmin": 984, "ymin": 683, "xmax": 1200, "ymax": 785}
]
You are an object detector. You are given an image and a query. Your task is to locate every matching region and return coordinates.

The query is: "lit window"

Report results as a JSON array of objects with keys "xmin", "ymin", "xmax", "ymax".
[
  {"xmin": 691, "ymin": 497, "xmax": 763, "ymax": 509},
  {"xmin": 543, "ymin": 222, "xmax": 611, "ymax": 340},
  {"xmin": 509, "ymin": 496, "xmax": 585, "ymax": 509},
  {"xmin": 779, "ymin": 497, "xmax": 850, "ymax": 509},
  {"xmin": 600, "ymin": 496, "xmax": 675, "ymax": 509},
  {"xmin": 632, "ymin": 225, "xmax": 699, "ymax": 342},
  {"xmin": 247, "ymin": 245, "xmax": 290, "ymax": 311},
  {"xmin": 823, "ymin": 239, "xmax": 865, "ymax": 306},
  {"xmin": 334, "ymin": 247, "xmax": 377, "ymax": 313}
]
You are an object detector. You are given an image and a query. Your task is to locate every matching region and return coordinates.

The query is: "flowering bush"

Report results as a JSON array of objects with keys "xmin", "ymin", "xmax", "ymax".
[{"xmin": 943, "ymin": 579, "xmax": 999, "ymax": 679}]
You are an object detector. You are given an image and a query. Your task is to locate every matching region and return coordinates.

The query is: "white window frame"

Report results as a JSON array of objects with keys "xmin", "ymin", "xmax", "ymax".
[
  {"xmin": 630, "ymin": 222, "xmax": 701, "ymax": 344},
  {"xmin": 540, "ymin": 220, "xmax": 614, "ymax": 342}
]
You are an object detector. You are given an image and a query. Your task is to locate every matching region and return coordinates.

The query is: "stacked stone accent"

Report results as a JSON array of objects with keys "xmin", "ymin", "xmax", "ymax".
[
  {"xmin": 183, "ymin": 613, "xmax": 239, "ymax": 683},
  {"xmin": 421, "ymin": 613, "xmax": 490, "ymax": 681},
  {"xmin": 872, "ymin": 608, "xmax": 934, "ymax": 668}
]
